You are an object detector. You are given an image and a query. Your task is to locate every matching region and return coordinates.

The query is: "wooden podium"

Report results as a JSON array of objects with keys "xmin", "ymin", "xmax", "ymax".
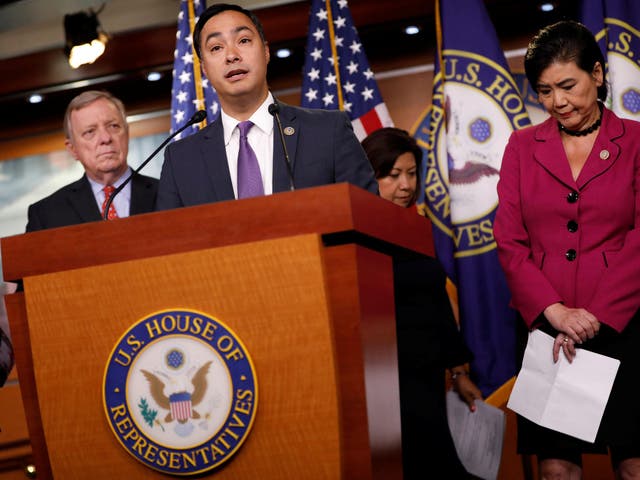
[{"xmin": 1, "ymin": 184, "xmax": 434, "ymax": 480}]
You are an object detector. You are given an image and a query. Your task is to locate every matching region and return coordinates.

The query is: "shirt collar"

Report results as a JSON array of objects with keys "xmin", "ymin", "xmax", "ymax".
[
  {"xmin": 221, "ymin": 92, "xmax": 275, "ymax": 145},
  {"xmin": 87, "ymin": 167, "xmax": 132, "ymax": 195}
]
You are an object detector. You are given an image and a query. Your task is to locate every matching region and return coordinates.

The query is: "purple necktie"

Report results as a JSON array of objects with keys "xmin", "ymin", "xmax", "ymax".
[{"xmin": 237, "ymin": 121, "xmax": 264, "ymax": 199}]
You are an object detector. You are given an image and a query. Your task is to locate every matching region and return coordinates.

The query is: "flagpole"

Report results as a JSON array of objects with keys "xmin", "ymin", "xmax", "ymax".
[
  {"xmin": 187, "ymin": 0, "xmax": 207, "ymax": 128},
  {"xmin": 324, "ymin": 0, "xmax": 344, "ymax": 110}
]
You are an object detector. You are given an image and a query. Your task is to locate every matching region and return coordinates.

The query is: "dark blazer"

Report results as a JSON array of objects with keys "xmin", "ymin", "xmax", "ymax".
[
  {"xmin": 26, "ymin": 173, "xmax": 158, "ymax": 232},
  {"xmin": 393, "ymin": 257, "xmax": 472, "ymax": 478},
  {"xmin": 156, "ymin": 103, "xmax": 378, "ymax": 210}
]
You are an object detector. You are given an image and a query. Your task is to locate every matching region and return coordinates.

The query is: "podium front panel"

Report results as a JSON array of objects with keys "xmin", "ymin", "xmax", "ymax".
[{"xmin": 23, "ymin": 234, "xmax": 348, "ymax": 479}]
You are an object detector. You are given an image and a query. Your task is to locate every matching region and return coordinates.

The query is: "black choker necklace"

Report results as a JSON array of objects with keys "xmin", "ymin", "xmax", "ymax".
[{"xmin": 558, "ymin": 113, "xmax": 602, "ymax": 137}]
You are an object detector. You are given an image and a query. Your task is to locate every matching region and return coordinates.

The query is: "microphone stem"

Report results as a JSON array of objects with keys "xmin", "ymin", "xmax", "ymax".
[
  {"xmin": 102, "ymin": 113, "xmax": 202, "ymax": 219},
  {"xmin": 272, "ymin": 111, "xmax": 295, "ymax": 191}
]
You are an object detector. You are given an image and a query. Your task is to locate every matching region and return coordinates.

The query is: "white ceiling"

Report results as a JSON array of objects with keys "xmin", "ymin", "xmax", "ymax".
[{"xmin": 0, "ymin": 0, "xmax": 294, "ymax": 59}]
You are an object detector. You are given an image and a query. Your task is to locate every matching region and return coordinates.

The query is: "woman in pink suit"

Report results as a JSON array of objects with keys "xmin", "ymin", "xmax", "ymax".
[{"xmin": 494, "ymin": 21, "xmax": 640, "ymax": 479}]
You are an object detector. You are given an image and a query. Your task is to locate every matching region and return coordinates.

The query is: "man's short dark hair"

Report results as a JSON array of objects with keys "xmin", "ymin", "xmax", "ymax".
[{"xmin": 193, "ymin": 3, "xmax": 266, "ymax": 60}]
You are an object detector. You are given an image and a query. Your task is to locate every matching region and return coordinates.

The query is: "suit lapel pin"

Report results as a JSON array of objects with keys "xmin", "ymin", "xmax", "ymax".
[
  {"xmin": 599, "ymin": 149, "xmax": 610, "ymax": 160},
  {"xmin": 284, "ymin": 126, "xmax": 295, "ymax": 136}
]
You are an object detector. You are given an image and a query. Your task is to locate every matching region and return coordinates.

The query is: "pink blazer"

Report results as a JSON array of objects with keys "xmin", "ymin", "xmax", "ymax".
[{"xmin": 494, "ymin": 107, "xmax": 640, "ymax": 332}]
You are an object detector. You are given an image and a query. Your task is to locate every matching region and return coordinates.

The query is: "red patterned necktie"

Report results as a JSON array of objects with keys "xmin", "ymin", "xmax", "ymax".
[{"xmin": 101, "ymin": 185, "xmax": 119, "ymax": 220}]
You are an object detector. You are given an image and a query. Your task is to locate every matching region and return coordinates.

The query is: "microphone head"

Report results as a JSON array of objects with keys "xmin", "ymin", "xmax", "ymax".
[
  {"xmin": 190, "ymin": 110, "xmax": 207, "ymax": 125},
  {"xmin": 268, "ymin": 103, "xmax": 280, "ymax": 116}
]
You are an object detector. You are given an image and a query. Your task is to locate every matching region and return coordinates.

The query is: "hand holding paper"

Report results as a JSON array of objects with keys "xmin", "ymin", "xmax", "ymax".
[
  {"xmin": 446, "ymin": 392, "xmax": 505, "ymax": 480},
  {"xmin": 507, "ymin": 329, "xmax": 620, "ymax": 443}
]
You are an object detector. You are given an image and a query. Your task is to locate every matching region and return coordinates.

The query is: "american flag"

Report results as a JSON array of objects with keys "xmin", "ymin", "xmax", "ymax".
[
  {"xmin": 301, "ymin": 0, "xmax": 393, "ymax": 140},
  {"xmin": 171, "ymin": 0, "xmax": 220, "ymax": 140}
]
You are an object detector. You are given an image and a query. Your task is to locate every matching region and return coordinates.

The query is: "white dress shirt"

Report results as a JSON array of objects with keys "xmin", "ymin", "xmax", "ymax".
[
  {"xmin": 221, "ymin": 93, "xmax": 275, "ymax": 198},
  {"xmin": 88, "ymin": 167, "xmax": 133, "ymax": 217}
]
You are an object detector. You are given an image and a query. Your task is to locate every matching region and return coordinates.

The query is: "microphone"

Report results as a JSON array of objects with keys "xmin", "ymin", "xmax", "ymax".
[
  {"xmin": 268, "ymin": 100, "xmax": 295, "ymax": 192},
  {"xmin": 102, "ymin": 109, "xmax": 207, "ymax": 220}
]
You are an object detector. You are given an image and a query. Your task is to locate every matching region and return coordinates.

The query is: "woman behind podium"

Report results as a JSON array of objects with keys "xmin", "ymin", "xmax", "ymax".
[{"xmin": 362, "ymin": 127, "xmax": 482, "ymax": 478}]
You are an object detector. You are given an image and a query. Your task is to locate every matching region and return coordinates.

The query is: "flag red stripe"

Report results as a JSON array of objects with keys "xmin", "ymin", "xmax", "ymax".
[{"xmin": 359, "ymin": 108, "xmax": 384, "ymax": 134}]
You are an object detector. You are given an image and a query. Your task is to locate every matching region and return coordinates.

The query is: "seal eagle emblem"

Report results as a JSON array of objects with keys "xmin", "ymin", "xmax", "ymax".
[
  {"xmin": 142, "ymin": 358, "xmax": 212, "ymax": 425},
  {"xmin": 103, "ymin": 309, "xmax": 258, "ymax": 475}
]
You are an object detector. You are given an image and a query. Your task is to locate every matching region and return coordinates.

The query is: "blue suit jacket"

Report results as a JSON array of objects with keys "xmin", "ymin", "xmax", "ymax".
[
  {"xmin": 26, "ymin": 173, "xmax": 158, "ymax": 232},
  {"xmin": 156, "ymin": 103, "xmax": 378, "ymax": 210}
]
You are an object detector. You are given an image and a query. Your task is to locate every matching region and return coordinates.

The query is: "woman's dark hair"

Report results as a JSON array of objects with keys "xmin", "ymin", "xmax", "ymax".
[
  {"xmin": 524, "ymin": 20, "xmax": 607, "ymax": 101},
  {"xmin": 361, "ymin": 127, "xmax": 422, "ymax": 179},
  {"xmin": 193, "ymin": 3, "xmax": 266, "ymax": 60}
]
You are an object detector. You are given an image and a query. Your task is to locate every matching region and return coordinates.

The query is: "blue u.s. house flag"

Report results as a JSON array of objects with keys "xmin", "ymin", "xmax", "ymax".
[
  {"xmin": 301, "ymin": 0, "xmax": 393, "ymax": 140},
  {"xmin": 581, "ymin": 0, "xmax": 640, "ymax": 121},
  {"xmin": 415, "ymin": 0, "xmax": 531, "ymax": 395},
  {"xmin": 171, "ymin": 0, "xmax": 220, "ymax": 140}
]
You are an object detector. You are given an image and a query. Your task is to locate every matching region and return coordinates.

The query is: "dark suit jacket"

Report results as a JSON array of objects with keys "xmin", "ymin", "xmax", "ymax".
[
  {"xmin": 393, "ymin": 257, "xmax": 472, "ymax": 478},
  {"xmin": 26, "ymin": 173, "xmax": 158, "ymax": 232},
  {"xmin": 156, "ymin": 103, "xmax": 378, "ymax": 210}
]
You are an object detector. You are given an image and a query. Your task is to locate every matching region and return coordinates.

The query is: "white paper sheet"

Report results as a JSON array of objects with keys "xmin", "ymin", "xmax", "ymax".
[
  {"xmin": 507, "ymin": 329, "xmax": 620, "ymax": 443},
  {"xmin": 446, "ymin": 391, "xmax": 505, "ymax": 480}
]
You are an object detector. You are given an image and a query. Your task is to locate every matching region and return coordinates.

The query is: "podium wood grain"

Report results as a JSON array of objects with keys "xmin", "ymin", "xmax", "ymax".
[
  {"xmin": 23, "ymin": 235, "xmax": 349, "ymax": 479},
  {"xmin": 4, "ymin": 293, "xmax": 51, "ymax": 479},
  {"xmin": 2, "ymin": 185, "xmax": 422, "ymax": 479},
  {"xmin": 2, "ymin": 184, "xmax": 432, "ymax": 282}
]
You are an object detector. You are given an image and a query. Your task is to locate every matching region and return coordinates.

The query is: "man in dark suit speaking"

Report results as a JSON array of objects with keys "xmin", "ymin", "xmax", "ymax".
[
  {"xmin": 26, "ymin": 90, "xmax": 158, "ymax": 232},
  {"xmin": 155, "ymin": 3, "xmax": 378, "ymax": 210}
]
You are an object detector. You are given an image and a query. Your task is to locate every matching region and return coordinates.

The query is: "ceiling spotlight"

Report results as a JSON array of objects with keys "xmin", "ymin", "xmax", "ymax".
[
  {"xmin": 146, "ymin": 71, "xmax": 162, "ymax": 82},
  {"xmin": 404, "ymin": 25, "xmax": 420, "ymax": 35},
  {"xmin": 28, "ymin": 94, "xmax": 43, "ymax": 104},
  {"xmin": 538, "ymin": 2, "xmax": 556, "ymax": 12},
  {"xmin": 64, "ymin": 7, "xmax": 108, "ymax": 69},
  {"xmin": 276, "ymin": 48, "xmax": 292, "ymax": 59}
]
